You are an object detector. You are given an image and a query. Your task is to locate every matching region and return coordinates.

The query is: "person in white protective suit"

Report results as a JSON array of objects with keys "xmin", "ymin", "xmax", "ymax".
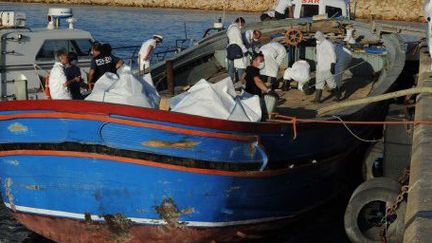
[
  {"xmin": 425, "ymin": 0, "xmax": 432, "ymax": 70},
  {"xmin": 138, "ymin": 35, "xmax": 163, "ymax": 75},
  {"xmin": 242, "ymin": 29, "xmax": 262, "ymax": 53},
  {"xmin": 314, "ymin": 31, "xmax": 338, "ymax": 103},
  {"xmin": 259, "ymin": 41, "xmax": 287, "ymax": 89},
  {"xmin": 226, "ymin": 17, "xmax": 248, "ymax": 82},
  {"xmin": 283, "ymin": 60, "xmax": 311, "ymax": 91}
]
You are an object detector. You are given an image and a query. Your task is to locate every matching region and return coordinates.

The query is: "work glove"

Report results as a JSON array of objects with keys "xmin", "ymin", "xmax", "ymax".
[
  {"xmin": 266, "ymin": 89, "xmax": 279, "ymax": 100},
  {"xmin": 331, "ymin": 63, "xmax": 336, "ymax": 75}
]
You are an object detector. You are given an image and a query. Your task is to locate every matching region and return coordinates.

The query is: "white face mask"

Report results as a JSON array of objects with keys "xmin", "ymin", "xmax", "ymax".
[
  {"xmin": 253, "ymin": 38, "xmax": 259, "ymax": 42},
  {"xmin": 316, "ymin": 40, "xmax": 321, "ymax": 45},
  {"xmin": 258, "ymin": 62, "xmax": 265, "ymax": 69}
]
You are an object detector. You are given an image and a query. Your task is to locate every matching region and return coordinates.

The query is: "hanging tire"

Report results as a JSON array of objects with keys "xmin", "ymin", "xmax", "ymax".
[
  {"xmin": 344, "ymin": 178, "xmax": 406, "ymax": 243},
  {"xmin": 362, "ymin": 141, "xmax": 384, "ymax": 181}
]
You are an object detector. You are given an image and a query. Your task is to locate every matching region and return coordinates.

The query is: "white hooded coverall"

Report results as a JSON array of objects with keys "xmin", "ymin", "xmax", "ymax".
[
  {"xmin": 283, "ymin": 60, "xmax": 311, "ymax": 91},
  {"xmin": 259, "ymin": 42, "xmax": 287, "ymax": 78},
  {"xmin": 226, "ymin": 24, "xmax": 248, "ymax": 69},
  {"xmin": 316, "ymin": 38, "xmax": 337, "ymax": 90}
]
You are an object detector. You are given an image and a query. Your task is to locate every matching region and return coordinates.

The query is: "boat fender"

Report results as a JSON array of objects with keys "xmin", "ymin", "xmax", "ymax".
[
  {"xmin": 43, "ymin": 75, "xmax": 51, "ymax": 99},
  {"xmin": 344, "ymin": 178, "xmax": 405, "ymax": 243},
  {"xmin": 362, "ymin": 141, "xmax": 384, "ymax": 181}
]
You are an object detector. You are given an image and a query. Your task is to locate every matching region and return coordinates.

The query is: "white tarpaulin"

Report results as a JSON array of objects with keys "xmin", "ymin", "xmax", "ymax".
[
  {"xmin": 170, "ymin": 78, "xmax": 262, "ymax": 122},
  {"xmin": 85, "ymin": 66, "xmax": 160, "ymax": 108}
]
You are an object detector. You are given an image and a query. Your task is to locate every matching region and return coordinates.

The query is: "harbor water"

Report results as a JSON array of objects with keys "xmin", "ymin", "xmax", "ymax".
[
  {"xmin": 0, "ymin": 2, "xmax": 358, "ymax": 242},
  {"xmin": 0, "ymin": 2, "xmax": 258, "ymax": 62}
]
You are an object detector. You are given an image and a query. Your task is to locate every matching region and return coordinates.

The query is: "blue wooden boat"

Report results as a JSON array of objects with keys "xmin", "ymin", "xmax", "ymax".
[{"xmin": 0, "ymin": 19, "xmax": 408, "ymax": 242}]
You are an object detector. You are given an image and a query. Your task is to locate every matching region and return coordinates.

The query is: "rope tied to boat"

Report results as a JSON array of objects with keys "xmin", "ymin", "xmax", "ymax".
[{"xmin": 268, "ymin": 113, "xmax": 432, "ymax": 142}]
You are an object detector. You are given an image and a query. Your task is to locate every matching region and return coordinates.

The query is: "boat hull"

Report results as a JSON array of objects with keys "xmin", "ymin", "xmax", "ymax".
[{"xmin": 0, "ymin": 149, "xmax": 346, "ymax": 242}]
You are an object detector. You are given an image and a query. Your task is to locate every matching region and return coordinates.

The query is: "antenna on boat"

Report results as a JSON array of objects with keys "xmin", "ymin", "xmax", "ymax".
[
  {"xmin": 184, "ymin": 22, "xmax": 188, "ymax": 40},
  {"xmin": 222, "ymin": 0, "xmax": 227, "ymax": 23}
]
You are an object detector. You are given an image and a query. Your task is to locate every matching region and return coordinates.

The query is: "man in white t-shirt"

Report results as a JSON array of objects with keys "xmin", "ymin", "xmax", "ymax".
[
  {"xmin": 138, "ymin": 35, "xmax": 163, "ymax": 74},
  {"xmin": 49, "ymin": 50, "xmax": 81, "ymax": 100},
  {"xmin": 274, "ymin": 0, "xmax": 294, "ymax": 19}
]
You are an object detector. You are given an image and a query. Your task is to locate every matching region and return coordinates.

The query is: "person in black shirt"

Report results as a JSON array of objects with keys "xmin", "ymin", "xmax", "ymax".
[
  {"xmin": 88, "ymin": 42, "xmax": 124, "ymax": 87},
  {"xmin": 65, "ymin": 52, "xmax": 85, "ymax": 100},
  {"xmin": 244, "ymin": 52, "xmax": 269, "ymax": 96}
]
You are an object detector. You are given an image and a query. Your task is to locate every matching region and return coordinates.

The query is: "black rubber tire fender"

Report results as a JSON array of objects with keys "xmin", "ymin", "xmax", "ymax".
[
  {"xmin": 362, "ymin": 141, "xmax": 384, "ymax": 181},
  {"xmin": 345, "ymin": 178, "xmax": 406, "ymax": 243}
]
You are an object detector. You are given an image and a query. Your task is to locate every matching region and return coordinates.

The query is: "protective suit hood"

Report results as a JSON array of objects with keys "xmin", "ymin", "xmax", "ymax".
[{"xmin": 314, "ymin": 31, "xmax": 326, "ymax": 42}]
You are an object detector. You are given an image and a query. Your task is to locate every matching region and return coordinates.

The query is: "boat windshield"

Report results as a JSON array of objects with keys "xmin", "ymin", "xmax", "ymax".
[{"xmin": 36, "ymin": 39, "xmax": 92, "ymax": 61}]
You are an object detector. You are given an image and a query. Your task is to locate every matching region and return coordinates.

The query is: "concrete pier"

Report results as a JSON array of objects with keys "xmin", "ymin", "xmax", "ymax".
[{"xmin": 404, "ymin": 48, "xmax": 432, "ymax": 242}]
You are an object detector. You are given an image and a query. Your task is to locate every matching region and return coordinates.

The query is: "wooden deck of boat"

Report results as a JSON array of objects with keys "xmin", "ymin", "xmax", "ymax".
[
  {"xmin": 162, "ymin": 70, "xmax": 376, "ymax": 119},
  {"xmin": 277, "ymin": 75, "xmax": 375, "ymax": 118}
]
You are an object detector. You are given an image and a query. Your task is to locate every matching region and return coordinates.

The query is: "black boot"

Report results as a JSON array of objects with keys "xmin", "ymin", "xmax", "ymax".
[
  {"xmin": 332, "ymin": 88, "xmax": 341, "ymax": 101},
  {"xmin": 313, "ymin": 89, "xmax": 322, "ymax": 103},
  {"xmin": 282, "ymin": 80, "xmax": 291, "ymax": 91}
]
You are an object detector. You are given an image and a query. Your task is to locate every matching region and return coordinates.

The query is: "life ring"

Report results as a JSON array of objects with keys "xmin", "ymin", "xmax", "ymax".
[
  {"xmin": 344, "ymin": 178, "xmax": 406, "ymax": 243},
  {"xmin": 284, "ymin": 29, "xmax": 303, "ymax": 47}
]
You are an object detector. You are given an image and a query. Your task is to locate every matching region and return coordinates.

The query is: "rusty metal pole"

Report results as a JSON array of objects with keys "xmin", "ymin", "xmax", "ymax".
[{"xmin": 166, "ymin": 59, "xmax": 174, "ymax": 96}]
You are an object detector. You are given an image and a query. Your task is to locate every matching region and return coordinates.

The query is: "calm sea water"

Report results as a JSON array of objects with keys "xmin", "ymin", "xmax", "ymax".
[{"xmin": 0, "ymin": 2, "xmax": 258, "ymax": 61}]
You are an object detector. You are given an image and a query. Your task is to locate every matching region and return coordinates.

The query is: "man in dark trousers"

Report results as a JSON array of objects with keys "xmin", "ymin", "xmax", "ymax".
[
  {"xmin": 88, "ymin": 42, "xmax": 124, "ymax": 87},
  {"xmin": 65, "ymin": 52, "xmax": 85, "ymax": 100}
]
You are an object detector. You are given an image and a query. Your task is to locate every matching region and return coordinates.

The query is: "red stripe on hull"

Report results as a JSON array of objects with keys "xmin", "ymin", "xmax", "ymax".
[
  {"xmin": 12, "ymin": 212, "xmax": 293, "ymax": 242},
  {"xmin": 0, "ymin": 100, "xmax": 289, "ymax": 133}
]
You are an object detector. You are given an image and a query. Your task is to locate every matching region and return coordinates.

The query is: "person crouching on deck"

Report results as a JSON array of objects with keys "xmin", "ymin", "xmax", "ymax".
[
  {"xmin": 244, "ymin": 52, "xmax": 279, "ymax": 118},
  {"xmin": 49, "ymin": 50, "xmax": 81, "ymax": 100},
  {"xmin": 283, "ymin": 59, "xmax": 311, "ymax": 91}
]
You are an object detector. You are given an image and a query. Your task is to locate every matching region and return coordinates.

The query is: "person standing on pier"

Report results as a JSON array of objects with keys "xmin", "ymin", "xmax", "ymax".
[
  {"xmin": 313, "ymin": 31, "xmax": 338, "ymax": 103},
  {"xmin": 138, "ymin": 35, "xmax": 163, "ymax": 75},
  {"xmin": 226, "ymin": 17, "xmax": 248, "ymax": 82},
  {"xmin": 274, "ymin": 0, "xmax": 294, "ymax": 19},
  {"xmin": 260, "ymin": 0, "xmax": 293, "ymax": 21}
]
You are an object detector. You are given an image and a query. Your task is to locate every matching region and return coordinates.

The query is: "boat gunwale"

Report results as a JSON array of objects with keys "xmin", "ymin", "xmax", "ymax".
[{"xmin": 0, "ymin": 148, "xmax": 351, "ymax": 177}]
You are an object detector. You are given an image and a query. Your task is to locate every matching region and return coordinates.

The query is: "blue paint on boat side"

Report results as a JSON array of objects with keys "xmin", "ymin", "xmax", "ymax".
[
  {"xmin": 0, "ymin": 154, "xmax": 339, "ymax": 225},
  {"xmin": 100, "ymin": 123, "xmax": 262, "ymax": 163},
  {"xmin": 0, "ymin": 110, "xmax": 54, "ymax": 115},
  {"xmin": 0, "ymin": 119, "xmax": 102, "ymax": 144},
  {"xmin": 0, "ymin": 118, "xmax": 265, "ymax": 164},
  {"xmin": 109, "ymin": 114, "xmax": 252, "ymax": 135}
]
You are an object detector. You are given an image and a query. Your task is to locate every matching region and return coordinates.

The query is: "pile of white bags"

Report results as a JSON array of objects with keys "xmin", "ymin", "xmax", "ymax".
[
  {"xmin": 85, "ymin": 66, "xmax": 160, "ymax": 108},
  {"xmin": 170, "ymin": 77, "xmax": 262, "ymax": 122}
]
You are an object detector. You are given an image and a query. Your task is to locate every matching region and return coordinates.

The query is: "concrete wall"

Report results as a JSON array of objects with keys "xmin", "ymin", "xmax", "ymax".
[{"xmin": 3, "ymin": 0, "xmax": 428, "ymax": 22}]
